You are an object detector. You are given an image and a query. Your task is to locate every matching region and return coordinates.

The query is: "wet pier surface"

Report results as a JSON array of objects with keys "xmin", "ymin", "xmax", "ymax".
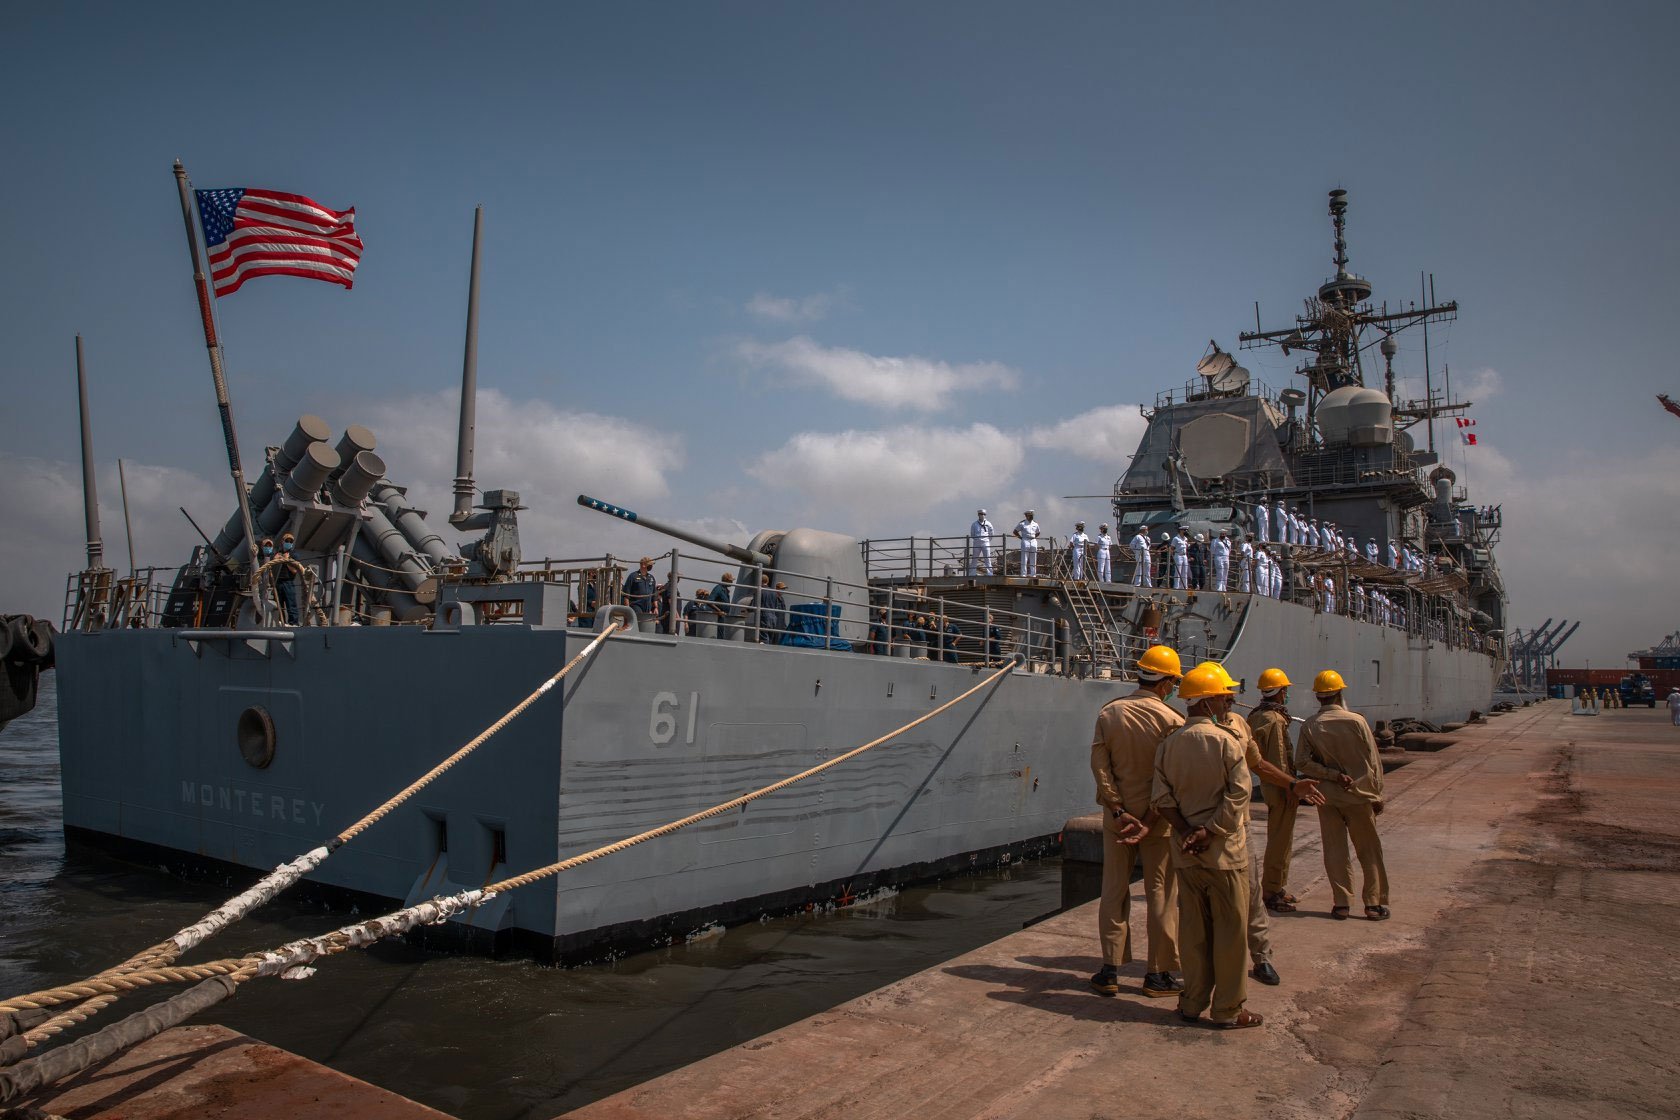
[
  {"xmin": 19, "ymin": 701, "xmax": 1680, "ymax": 1119},
  {"xmin": 561, "ymin": 702, "xmax": 1680, "ymax": 1120}
]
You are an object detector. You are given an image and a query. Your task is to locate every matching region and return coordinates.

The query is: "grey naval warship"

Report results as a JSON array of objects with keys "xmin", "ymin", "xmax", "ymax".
[{"xmin": 49, "ymin": 190, "xmax": 1504, "ymax": 961}]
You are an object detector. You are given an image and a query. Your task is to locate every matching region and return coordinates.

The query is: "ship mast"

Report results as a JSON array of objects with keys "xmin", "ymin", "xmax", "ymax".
[{"xmin": 1239, "ymin": 189, "xmax": 1460, "ymax": 426}]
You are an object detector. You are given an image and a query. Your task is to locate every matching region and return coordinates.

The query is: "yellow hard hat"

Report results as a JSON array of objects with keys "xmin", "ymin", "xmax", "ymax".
[
  {"xmin": 1257, "ymin": 668, "xmax": 1291, "ymax": 692},
  {"xmin": 1193, "ymin": 660, "xmax": 1239, "ymax": 690},
  {"xmin": 1313, "ymin": 669, "xmax": 1347, "ymax": 694},
  {"xmin": 1136, "ymin": 645, "xmax": 1183, "ymax": 679},
  {"xmin": 1180, "ymin": 664, "xmax": 1236, "ymax": 702}
]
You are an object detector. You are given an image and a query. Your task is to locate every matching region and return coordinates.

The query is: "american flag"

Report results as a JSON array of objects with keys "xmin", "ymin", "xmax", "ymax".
[{"xmin": 194, "ymin": 187, "xmax": 362, "ymax": 297}]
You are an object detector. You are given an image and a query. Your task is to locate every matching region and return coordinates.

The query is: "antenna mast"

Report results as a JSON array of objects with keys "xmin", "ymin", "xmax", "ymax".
[{"xmin": 1239, "ymin": 189, "xmax": 1459, "ymax": 415}]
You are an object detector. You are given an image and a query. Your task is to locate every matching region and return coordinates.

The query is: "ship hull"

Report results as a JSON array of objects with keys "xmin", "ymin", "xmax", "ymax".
[{"xmin": 55, "ymin": 605, "xmax": 1493, "ymax": 959}]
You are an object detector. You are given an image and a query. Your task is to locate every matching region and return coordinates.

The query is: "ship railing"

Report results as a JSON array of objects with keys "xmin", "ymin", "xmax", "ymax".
[
  {"xmin": 508, "ymin": 547, "xmax": 1098, "ymax": 675},
  {"xmin": 61, "ymin": 566, "xmax": 176, "ymax": 631},
  {"xmin": 862, "ymin": 532, "xmax": 1073, "ymax": 581},
  {"xmin": 1153, "ymin": 377, "xmax": 1283, "ymax": 411},
  {"xmin": 1288, "ymin": 447, "xmax": 1426, "ymax": 493}
]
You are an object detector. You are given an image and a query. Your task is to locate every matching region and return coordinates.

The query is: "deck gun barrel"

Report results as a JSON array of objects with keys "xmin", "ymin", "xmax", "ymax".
[{"xmin": 577, "ymin": 495, "xmax": 772, "ymax": 566}]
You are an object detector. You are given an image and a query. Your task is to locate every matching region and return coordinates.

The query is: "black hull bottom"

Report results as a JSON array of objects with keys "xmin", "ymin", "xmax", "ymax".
[{"xmin": 64, "ymin": 826, "xmax": 1064, "ymax": 965}]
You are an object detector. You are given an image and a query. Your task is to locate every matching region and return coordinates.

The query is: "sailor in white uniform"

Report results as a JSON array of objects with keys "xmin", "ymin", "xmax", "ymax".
[
  {"xmin": 1274, "ymin": 503, "xmax": 1288, "ymax": 544},
  {"xmin": 1386, "ymin": 540, "xmax": 1399, "ymax": 568},
  {"xmin": 1069, "ymin": 521, "xmax": 1090, "ymax": 580},
  {"xmin": 1095, "ymin": 524, "xmax": 1114, "ymax": 583},
  {"xmin": 1129, "ymin": 528, "xmax": 1152, "ymax": 586},
  {"xmin": 1269, "ymin": 550, "xmax": 1285, "ymax": 598},
  {"xmin": 1366, "ymin": 538, "xmax": 1379, "ymax": 565},
  {"xmin": 1322, "ymin": 575, "xmax": 1336, "ymax": 614},
  {"xmin": 1255, "ymin": 498, "xmax": 1270, "ymax": 543},
  {"xmin": 1238, "ymin": 536, "xmax": 1254, "ymax": 592},
  {"xmin": 1170, "ymin": 530, "xmax": 1190, "ymax": 589},
  {"xmin": 968, "ymin": 509, "xmax": 995, "ymax": 575},
  {"xmin": 1015, "ymin": 510, "xmax": 1041, "ymax": 577},
  {"xmin": 1212, "ymin": 529, "xmax": 1232, "ymax": 591}
]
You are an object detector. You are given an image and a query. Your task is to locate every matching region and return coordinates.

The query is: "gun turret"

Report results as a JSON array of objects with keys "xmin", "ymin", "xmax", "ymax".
[{"xmin": 577, "ymin": 495, "xmax": 772, "ymax": 566}]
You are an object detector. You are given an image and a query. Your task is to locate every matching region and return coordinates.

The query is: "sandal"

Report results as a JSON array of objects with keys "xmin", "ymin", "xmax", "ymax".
[
  {"xmin": 1282, "ymin": 891, "xmax": 1299, "ymax": 904},
  {"xmin": 1331, "ymin": 906, "xmax": 1350, "ymax": 921},
  {"xmin": 1213, "ymin": 1010, "xmax": 1265, "ymax": 1030},
  {"xmin": 1263, "ymin": 893, "xmax": 1298, "ymax": 913},
  {"xmin": 1365, "ymin": 905, "xmax": 1391, "ymax": 921}
]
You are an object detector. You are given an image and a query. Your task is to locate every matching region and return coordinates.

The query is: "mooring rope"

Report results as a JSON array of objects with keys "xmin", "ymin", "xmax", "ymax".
[
  {"xmin": 0, "ymin": 655, "xmax": 1017, "ymax": 1036},
  {"xmin": 0, "ymin": 623, "xmax": 626, "ymax": 1046}
]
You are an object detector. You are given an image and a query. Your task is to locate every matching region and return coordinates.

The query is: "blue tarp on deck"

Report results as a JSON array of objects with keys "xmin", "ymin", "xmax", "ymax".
[{"xmin": 781, "ymin": 602, "xmax": 851, "ymax": 650}]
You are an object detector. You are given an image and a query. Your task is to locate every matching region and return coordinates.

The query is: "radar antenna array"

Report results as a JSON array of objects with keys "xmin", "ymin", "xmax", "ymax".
[
  {"xmin": 1238, "ymin": 189, "xmax": 1457, "ymax": 396},
  {"xmin": 1195, "ymin": 340, "xmax": 1250, "ymax": 396}
]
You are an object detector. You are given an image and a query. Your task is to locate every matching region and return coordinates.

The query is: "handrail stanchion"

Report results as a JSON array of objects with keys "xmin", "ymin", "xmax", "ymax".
[{"xmin": 824, "ymin": 576, "xmax": 834, "ymax": 647}]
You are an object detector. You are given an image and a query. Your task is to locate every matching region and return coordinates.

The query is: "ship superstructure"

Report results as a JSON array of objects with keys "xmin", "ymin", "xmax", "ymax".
[{"xmin": 49, "ymin": 190, "xmax": 1504, "ymax": 960}]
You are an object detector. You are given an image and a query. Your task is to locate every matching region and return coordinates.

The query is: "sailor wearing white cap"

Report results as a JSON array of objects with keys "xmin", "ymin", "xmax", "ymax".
[
  {"xmin": 1171, "ymin": 530, "xmax": 1190, "ymax": 590},
  {"xmin": 1238, "ymin": 535, "xmax": 1254, "ymax": 592},
  {"xmin": 968, "ymin": 509, "xmax": 995, "ymax": 575},
  {"xmin": 1254, "ymin": 497, "xmax": 1270, "ymax": 543},
  {"xmin": 1015, "ymin": 510, "xmax": 1041, "ymax": 577},
  {"xmin": 1095, "ymin": 524, "xmax": 1114, "ymax": 583},
  {"xmin": 1212, "ymin": 529, "xmax": 1232, "ymax": 591},
  {"xmin": 1069, "ymin": 521, "xmax": 1090, "ymax": 580},
  {"xmin": 1129, "ymin": 527, "xmax": 1153, "ymax": 586},
  {"xmin": 1274, "ymin": 502, "xmax": 1288, "ymax": 544},
  {"xmin": 1365, "ymin": 537, "xmax": 1378, "ymax": 565}
]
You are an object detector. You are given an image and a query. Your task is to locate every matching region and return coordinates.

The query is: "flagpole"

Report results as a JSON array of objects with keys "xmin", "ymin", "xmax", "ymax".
[{"xmin": 172, "ymin": 159, "xmax": 260, "ymax": 601}]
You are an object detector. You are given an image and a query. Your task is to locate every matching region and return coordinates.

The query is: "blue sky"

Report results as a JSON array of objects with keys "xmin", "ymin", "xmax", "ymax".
[{"xmin": 3, "ymin": 1, "xmax": 1677, "ymax": 664}]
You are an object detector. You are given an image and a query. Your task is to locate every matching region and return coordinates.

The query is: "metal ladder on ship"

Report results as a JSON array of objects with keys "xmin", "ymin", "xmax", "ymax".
[{"xmin": 1059, "ymin": 578, "xmax": 1121, "ymax": 672}]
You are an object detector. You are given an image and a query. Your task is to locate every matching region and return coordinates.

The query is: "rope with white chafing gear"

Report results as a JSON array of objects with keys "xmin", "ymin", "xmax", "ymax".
[
  {"xmin": 0, "ymin": 654, "xmax": 1021, "ymax": 1079},
  {"xmin": 0, "ymin": 622, "xmax": 628, "ymax": 1050}
]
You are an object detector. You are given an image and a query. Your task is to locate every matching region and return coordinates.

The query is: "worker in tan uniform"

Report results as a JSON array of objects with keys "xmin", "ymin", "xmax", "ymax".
[
  {"xmin": 1150, "ymin": 664, "xmax": 1262, "ymax": 1028},
  {"xmin": 1294, "ymin": 669, "xmax": 1391, "ymax": 920},
  {"xmin": 1088, "ymin": 644, "xmax": 1186, "ymax": 1000},
  {"xmin": 1193, "ymin": 663, "xmax": 1324, "ymax": 988},
  {"xmin": 1249, "ymin": 669, "xmax": 1301, "ymax": 912}
]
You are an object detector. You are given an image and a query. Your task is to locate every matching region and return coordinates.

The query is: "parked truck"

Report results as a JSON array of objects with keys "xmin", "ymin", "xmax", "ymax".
[{"xmin": 1620, "ymin": 672, "xmax": 1657, "ymax": 709}]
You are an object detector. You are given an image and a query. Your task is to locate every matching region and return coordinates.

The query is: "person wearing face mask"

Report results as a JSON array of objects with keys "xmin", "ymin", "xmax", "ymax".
[{"xmin": 272, "ymin": 533, "xmax": 302, "ymax": 624}]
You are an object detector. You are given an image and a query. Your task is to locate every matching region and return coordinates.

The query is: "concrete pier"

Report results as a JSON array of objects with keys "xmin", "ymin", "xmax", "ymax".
[
  {"xmin": 563, "ymin": 702, "xmax": 1680, "ymax": 1120},
  {"xmin": 18, "ymin": 1024, "xmax": 447, "ymax": 1119}
]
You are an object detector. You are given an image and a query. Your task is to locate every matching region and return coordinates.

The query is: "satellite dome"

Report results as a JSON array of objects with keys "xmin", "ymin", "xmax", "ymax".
[
  {"xmin": 1346, "ymin": 387, "xmax": 1393, "ymax": 446},
  {"xmin": 1316, "ymin": 385, "xmax": 1361, "ymax": 443}
]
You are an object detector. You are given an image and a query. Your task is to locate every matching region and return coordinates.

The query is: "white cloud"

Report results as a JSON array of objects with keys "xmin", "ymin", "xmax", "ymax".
[
  {"xmin": 1445, "ymin": 437, "xmax": 1680, "ymax": 662},
  {"xmin": 733, "ymin": 336, "xmax": 1019, "ymax": 411},
  {"xmin": 0, "ymin": 390, "xmax": 694, "ymax": 621},
  {"xmin": 1459, "ymin": 367, "xmax": 1502, "ymax": 404},
  {"xmin": 747, "ymin": 423, "xmax": 1024, "ymax": 520},
  {"xmin": 1026, "ymin": 404, "xmax": 1148, "ymax": 462},
  {"xmin": 369, "ymin": 388, "xmax": 682, "ymax": 509},
  {"xmin": 0, "ymin": 454, "xmax": 224, "ymax": 622},
  {"xmin": 364, "ymin": 388, "xmax": 691, "ymax": 564},
  {"xmin": 744, "ymin": 291, "xmax": 838, "ymax": 324}
]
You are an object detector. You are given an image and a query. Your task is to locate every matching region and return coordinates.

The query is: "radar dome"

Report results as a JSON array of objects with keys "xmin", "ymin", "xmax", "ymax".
[
  {"xmin": 1346, "ymin": 387, "xmax": 1393, "ymax": 446},
  {"xmin": 1316, "ymin": 385, "xmax": 1360, "ymax": 443}
]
